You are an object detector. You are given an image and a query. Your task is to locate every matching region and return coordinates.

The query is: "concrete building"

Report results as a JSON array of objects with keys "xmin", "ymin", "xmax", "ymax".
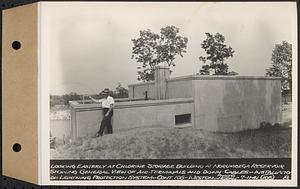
[{"xmin": 69, "ymin": 66, "xmax": 281, "ymax": 140}]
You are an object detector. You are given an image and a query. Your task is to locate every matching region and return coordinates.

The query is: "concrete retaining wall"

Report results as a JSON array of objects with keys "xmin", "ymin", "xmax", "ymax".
[{"xmin": 70, "ymin": 98, "xmax": 194, "ymax": 139}]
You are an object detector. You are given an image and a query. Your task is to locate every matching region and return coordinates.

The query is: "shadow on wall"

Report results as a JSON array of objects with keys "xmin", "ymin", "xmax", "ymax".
[{"xmin": 219, "ymin": 80, "xmax": 279, "ymax": 132}]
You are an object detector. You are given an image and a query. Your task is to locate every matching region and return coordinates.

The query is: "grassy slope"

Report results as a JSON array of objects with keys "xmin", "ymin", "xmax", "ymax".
[{"xmin": 51, "ymin": 125, "xmax": 291, "ymax": 159}]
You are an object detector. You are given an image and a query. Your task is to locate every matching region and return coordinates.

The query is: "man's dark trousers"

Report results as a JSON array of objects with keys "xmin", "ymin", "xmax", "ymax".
[{"xmin": 98, "ymin": 108, "xmax": 113, "ymax": 136}]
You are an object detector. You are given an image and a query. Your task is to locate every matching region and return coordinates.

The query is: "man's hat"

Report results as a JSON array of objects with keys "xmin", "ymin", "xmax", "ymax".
[{"xmin": 100, "ymin": 88, "xmax": 110, "ymax": 95}]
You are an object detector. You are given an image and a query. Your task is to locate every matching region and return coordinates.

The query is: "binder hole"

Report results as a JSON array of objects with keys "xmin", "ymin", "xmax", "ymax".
[
  {"xmin": 12, "ymin": 41, "xmax": 21, "ymax": 50},
  {"xmin": 12, "ymin": 143, "xmax": 21, "ymax": 152}
]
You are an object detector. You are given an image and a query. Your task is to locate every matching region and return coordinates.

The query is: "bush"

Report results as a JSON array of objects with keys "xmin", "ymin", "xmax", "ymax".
[
  {"xmin": 259, "ymin": 121, "xmax": 273, "ymax": 129},
  {"xmin": 50, "ymin": 92, "xmax": 83, "ymax": 107}
]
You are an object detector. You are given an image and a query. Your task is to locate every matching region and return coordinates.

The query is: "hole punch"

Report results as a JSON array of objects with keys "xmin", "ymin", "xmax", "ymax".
[
  {"xmin": 12, "ymin": 41, "xmax": 21, "ymax": 50},
  {"xmin": 12, "ymin": 143, "xmax": 22, "ymax": 152}
]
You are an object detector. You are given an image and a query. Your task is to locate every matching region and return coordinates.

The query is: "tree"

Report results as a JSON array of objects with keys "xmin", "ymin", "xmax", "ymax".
[
  {"xmin": 114, "ymin": 82, "xmax": 129, "ymax": 98},
  {"xmin": 199, "ymin": 33, "xmax": 236, "ymax": 75},
  {"xmin": 132, "ymin": 30, "xmax": 159, "ymax": 81},
  {"xmin": 132, "ymin": 26, "xmax": 188, "ymax": 81},
  {"xmin": 266, "ymin": 41, "xmax": 292, "ymax": 94},
  {"xmin": 157, "ymin": 26, "xmax": 188, "ymax": 67},
  {"xmin": 62, "ymin": 92, "xmax": 82, "ymax": 105}
]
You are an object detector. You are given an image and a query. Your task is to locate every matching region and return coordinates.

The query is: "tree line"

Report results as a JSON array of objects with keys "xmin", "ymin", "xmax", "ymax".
[
  {"xmin": 50, "ymin": 83, "xmax": 129, "ymax": 108},
  {"xmin": 131, "ymin": 25, "xmax": 292, "ymax": 96}
]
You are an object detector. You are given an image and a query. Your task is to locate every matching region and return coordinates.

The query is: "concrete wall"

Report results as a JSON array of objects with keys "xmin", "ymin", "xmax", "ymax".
[
  {"xmin": 70, "ymin": 102, "xmax": 103, "ymax": 140},
  {"xmin": 75, "ymin": 109, "xmax": 103, "ymax": 139},
  {"xmin": 192, "ymin": 76, "xmax": 281, "ymax": 132},
  {"xmin": 129, "ymin": 76, "xmax": 195, "ymax": 99},
  {"xmin": 167, "ymin": 76, "xmax": 193, "ymax": 99},
  {"xmin": 128, "ymin": 82, "xmax": 155, "ymax": 99},
  {"xmin": 70, "ymin": 98, "xmax": 194, "ymax": 139},
  {"xmin": 114, "ymin": 98, "xmax": 194, "ymax": 131}
]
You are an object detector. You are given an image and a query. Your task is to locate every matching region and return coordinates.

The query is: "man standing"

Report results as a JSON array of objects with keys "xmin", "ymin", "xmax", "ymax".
[{"xmin": 89, "ymin": 88, "xmax": 114, "ymax": 137}]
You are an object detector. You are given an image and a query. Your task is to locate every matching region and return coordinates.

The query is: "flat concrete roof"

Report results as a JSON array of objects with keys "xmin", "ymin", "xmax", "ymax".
[
  {"xmin": 128, "ymin": 81, "xmax": 154, "ymax": 87},
  {"xmin": 70, "ymin": 98, "xmax": 194, "ymax": 111},
  {"xmin": 128, "ymin": 75, "xmax": 281, "ymax": 86},
  {"xmin": 168, "ymin": 75, "xmax": 281, "ymax": 82}
]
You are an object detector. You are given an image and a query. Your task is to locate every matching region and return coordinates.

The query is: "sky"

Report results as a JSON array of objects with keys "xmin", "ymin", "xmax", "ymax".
[{"xmin": 40, "ymin": 2, "xmax": 297, "ymax": 95}]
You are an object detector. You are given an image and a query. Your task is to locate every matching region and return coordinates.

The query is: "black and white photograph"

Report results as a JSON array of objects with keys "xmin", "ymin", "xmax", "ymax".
[
  {"xmin": 1, "ymin": 1, "xmax": 298, "ymax": 187},
  {"xmin": 43, "ymin": 1, "xmax": 297, "ymax": 185}
]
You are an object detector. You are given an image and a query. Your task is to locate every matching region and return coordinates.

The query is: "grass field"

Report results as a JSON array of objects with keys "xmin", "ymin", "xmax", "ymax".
[{"xmin": 51, "ymin": 125, "xmax": 291, "ymax": 159}]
